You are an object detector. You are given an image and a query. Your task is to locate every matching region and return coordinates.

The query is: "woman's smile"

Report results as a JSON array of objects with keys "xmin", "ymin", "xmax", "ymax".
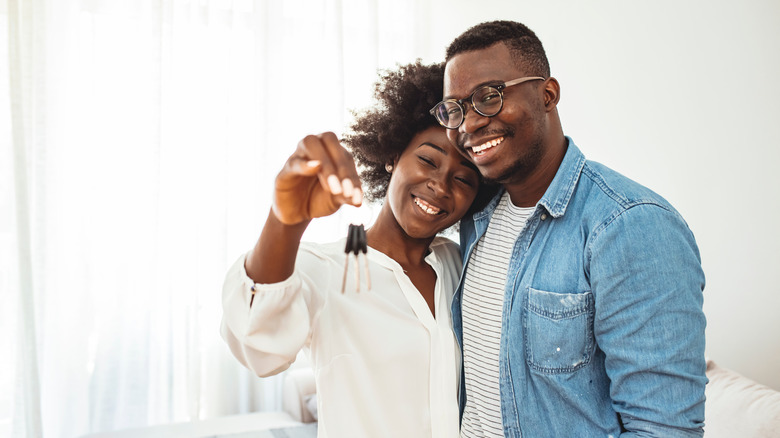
[{"xmin": 413, "ymin": 195, "xmax": 444, "ymax": 216}]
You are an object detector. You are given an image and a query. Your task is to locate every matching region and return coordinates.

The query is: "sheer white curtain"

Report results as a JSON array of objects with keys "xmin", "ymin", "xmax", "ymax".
[{"xmin": 1, "ymin": 0, "xmax": 432, "ymax": 436}]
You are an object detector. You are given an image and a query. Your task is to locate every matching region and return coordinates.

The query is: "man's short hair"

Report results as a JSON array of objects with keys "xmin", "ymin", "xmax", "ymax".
[{"xmin": 445, "ymin": 20, "xmax": 550, "ymax": 78}]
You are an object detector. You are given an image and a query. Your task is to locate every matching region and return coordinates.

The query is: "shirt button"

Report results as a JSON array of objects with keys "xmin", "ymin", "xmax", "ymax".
[{"xmin": 541, "ymin": 213, "xmax": 548, "ymax": 221}]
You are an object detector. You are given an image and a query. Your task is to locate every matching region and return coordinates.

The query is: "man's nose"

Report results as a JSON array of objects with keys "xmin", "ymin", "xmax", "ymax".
[{"xmin": 460, "ymin": 104, "xmax": 490, "ymax": 133}]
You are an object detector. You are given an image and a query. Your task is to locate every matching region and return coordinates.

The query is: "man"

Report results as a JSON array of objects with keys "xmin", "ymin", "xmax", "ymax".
[{"xmin": 430, "ymin": 20, "xmax": 707, "ymax": 437}]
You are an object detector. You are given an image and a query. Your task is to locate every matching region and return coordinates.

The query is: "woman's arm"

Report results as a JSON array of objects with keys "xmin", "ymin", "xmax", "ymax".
[
  {"xmin": 245, "ymin": 210, "xmax": 310, "ymax": 286},
  {"xmin": 246, "ymin": 132, "xmax": 362, "ymax": 285},
  {"xmin": 221, "ymin": 132, "xmax": 362, "ymax": 376}
]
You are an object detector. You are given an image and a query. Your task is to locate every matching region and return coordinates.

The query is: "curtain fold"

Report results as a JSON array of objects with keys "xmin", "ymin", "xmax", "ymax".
[
  {"xmin": 2, "ymin": 0, "xmax": 427, "ymax": 437},
  {"xmin": 7, "ymin": 0, "xmax": 45, "ymax": 436}
]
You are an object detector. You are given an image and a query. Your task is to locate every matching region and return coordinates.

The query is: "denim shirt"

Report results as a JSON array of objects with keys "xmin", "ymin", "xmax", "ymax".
[{"xmin": 454, "ymin": 138, "xmax": 707, "ymax": 437}]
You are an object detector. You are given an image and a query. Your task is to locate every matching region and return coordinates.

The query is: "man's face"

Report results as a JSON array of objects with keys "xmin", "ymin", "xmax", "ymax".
[{"xmin": 443, "ymin": 42, "xmax": 548, "ymax": 185}]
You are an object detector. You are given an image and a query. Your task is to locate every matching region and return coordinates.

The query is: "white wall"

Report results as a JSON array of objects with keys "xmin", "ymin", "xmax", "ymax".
[{"xmin": 420, "ymin": 0, "xmax": 780, "ymax": 390}]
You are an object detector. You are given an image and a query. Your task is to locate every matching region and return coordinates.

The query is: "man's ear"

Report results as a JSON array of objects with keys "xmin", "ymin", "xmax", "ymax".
[{"xmin": 543, "ymin": 77, "xmax": 561, "ymax": 110}]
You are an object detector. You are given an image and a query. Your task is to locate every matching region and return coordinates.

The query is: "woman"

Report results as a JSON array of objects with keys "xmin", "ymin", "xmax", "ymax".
[{"xmin": 221, "ymin": 61, "xmax": 489, "ymax": 437}]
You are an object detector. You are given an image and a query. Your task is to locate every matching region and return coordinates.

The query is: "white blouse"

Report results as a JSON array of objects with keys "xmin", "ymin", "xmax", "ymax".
[{"xmin": 220, "ymin": 236, "xmax": 462, "ymax": 438}]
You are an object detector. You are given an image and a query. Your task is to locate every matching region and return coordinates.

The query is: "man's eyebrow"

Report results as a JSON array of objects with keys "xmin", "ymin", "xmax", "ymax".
[{"xmin": 443, "ymin": 79, "xmax": 503, "ymax": 100}]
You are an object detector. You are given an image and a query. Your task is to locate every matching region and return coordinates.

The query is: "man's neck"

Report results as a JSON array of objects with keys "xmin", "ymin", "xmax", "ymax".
[{"xmin": 504, "ymin": 135, "xmax": 567, "ymax": 207}]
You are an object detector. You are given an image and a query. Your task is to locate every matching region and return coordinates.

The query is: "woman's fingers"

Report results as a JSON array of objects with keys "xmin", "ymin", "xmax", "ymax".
[
  {"xmin": 296, "ymin": 132, "xmax": 362, "ymax": 207},
  {"xmin": 273, "ymin": 132, "xmax": 363, "ymax": 225},
  {"xmin": 317, "ymin": 132, "xmax": 363, "ymax": 206},
  {"xmin": 294, "ymin": 135, "xmax": 340, "ymax": 195},
  {"xmin": 286, "ymin": 158, "xmax": 321, "ymax": 175}
]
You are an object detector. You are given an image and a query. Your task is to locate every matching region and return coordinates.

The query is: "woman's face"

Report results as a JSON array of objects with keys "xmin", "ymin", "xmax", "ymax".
[{"xmin": 386, "ymin": 126, "xmax": 480, "ymax": 239}]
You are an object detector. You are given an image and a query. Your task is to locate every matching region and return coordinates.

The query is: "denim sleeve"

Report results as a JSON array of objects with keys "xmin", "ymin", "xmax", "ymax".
[{"xmin": 588, "ymin": 203, "xmax": 707, "ymax": 437}]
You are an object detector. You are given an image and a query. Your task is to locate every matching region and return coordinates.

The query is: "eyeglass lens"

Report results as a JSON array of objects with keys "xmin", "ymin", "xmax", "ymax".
[{"xmin": 433, "ymin": 85, "xmax": 503, "ymax": 129}]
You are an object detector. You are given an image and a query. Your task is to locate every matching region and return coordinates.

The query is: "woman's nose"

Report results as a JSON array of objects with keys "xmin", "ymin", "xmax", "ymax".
[{"xmin": 426, "ymin": 177, "xmax": 451, "ymax": 198}]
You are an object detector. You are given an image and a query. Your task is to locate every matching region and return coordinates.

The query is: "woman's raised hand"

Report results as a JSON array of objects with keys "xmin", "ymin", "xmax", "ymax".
[{"xmin": 272, "ymin": 132, "xmax": 363, "ymax": 225}]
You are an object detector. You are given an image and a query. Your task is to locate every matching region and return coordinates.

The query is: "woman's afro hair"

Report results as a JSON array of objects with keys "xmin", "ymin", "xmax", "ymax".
[{"xmin": 342, "ymin": 60, "xmax": 444, "ymax": 202}]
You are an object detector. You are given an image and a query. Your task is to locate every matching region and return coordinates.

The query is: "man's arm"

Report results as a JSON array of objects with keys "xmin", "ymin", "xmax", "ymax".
[{"xmin": 589, "ymin": 202, "xmax": 707, "ymax": 437}]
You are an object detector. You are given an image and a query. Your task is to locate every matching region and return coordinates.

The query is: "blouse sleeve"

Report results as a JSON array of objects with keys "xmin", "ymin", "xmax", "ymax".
[{"xmin": 220, "ymin": 248, "xmax": 328, "ymax": 377}]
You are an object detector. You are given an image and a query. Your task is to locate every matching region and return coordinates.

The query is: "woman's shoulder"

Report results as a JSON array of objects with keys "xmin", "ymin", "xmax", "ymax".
[
  {"xmin": 299, "ymin": 238, "xmax": 347, "ymax": 262},
  {"xmin": 429, "ymin": 236, "xmax": 461, "ymax": 265},
  {"xmin": 430, "ymin": 235, "xmax": 459, "ymax": 252}
]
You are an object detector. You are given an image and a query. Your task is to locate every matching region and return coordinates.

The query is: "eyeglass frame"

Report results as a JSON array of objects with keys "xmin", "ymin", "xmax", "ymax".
[{"xmin": 429, "ymin": 76, "xmax": 546, "ymax": 129}]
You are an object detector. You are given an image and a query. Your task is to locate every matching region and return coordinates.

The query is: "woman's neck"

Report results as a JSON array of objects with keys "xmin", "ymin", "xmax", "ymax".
[{"xmin": 365, "ymin": 210, "xmax": 434, "ymax": 268}]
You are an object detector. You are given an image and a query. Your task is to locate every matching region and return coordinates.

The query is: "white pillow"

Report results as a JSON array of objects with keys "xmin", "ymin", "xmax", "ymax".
[
  {"xmin": 304, "ymin": 394, "xmax": 318, "ymax": 421},
  {"xmin": 704, "ymin": 359, "xmax": 780, "ymax": 438}
]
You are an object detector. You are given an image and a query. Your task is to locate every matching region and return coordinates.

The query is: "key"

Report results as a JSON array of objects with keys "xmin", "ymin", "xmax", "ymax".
[{"xmin": 341, "ymin": 224, "xmax": 370, "ymax": 293}]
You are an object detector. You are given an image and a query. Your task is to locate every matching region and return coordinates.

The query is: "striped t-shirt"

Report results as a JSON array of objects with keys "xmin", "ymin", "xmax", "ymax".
[{"xmin": 460, "ymin": 192, "xmax": 535, "ymax": 437}]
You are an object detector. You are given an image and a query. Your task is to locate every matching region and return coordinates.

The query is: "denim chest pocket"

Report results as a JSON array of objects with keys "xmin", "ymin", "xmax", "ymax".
[{"xmin": 523, "ymin": 288, "xmax": 595, "ymax": 374}]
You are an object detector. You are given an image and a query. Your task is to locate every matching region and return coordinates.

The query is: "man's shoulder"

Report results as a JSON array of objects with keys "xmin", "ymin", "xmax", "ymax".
[{"xmin": 577, "ymin": 159, "xmax": 675, "ymax": 212}]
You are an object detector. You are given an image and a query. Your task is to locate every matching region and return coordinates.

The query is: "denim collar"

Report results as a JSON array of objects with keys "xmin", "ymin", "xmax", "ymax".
[
  {"xmin": 538, "ymin": 136, "xmax": 585, "ymax": 218},
  {"xmin": 474, "ymin": 136, "xmax": 585, "ymax": 220}
]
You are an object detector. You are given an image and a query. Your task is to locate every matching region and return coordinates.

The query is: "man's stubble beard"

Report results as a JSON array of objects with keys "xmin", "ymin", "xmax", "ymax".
[{"xmin": 482, "ymin": 126, "xmax": 546, "ymax": 187}]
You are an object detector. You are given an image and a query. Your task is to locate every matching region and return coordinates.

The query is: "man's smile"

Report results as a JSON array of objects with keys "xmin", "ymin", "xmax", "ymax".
[{"xmin": 470, "ymin": 136, "xmax": 505, "ymax": 155}]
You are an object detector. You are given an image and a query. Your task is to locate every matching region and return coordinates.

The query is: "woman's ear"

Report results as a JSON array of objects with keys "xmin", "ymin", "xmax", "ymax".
[{"xmin": 385, "ymin": 155, "xmax": 400, "ymax": 173}]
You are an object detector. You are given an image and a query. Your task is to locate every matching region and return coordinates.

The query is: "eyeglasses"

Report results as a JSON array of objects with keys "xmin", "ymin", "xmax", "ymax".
[{"xmin": 429, "ymin": 76, "xmax": 545, "ymax": 129}]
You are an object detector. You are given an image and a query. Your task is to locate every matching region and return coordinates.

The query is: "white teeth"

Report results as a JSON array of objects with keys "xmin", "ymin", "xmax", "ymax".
[
  {"xmin": 472, "ymin": 137, "xmax": 503, "ymax": 154},
  {"xmin": 414, "ymin": 197, "xmax": 441, "ymax": 215}
]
